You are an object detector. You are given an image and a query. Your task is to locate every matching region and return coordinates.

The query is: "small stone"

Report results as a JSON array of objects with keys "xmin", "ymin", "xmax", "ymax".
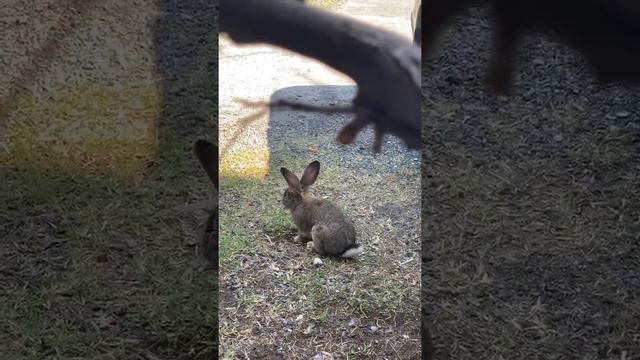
[
  {"xmin": 303, "ymin": 324, "xmax": 314, "ymax": 335},
  {"xmin": 313, "ymin": 257, "xmax": 323, "ymax": 267},
  {"xmin": 308, "ymin": 145, "xmax": 320, "ymax": 154},
  {"xmin": 370, "ymin": 325, "xmax": 378, "ymax": 333},
  {"xmin": 348, "ymin": 318, "xmax": 358, "ymax": 327},
  {"xmin": 553, "ymin": 134, "xmax": 564, "ymax": 142},
  {"xmin": 616, "ymin": 111, "xmax": 631, "ymax": 118}
]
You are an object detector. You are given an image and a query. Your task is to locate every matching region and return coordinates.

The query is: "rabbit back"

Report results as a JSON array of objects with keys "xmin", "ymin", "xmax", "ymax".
[{"xmin": 291, "ymin": 197, "xmax": 357, "ymax": 255}]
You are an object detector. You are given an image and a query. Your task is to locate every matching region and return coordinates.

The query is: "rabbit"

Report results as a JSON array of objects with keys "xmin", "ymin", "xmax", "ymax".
[
  {"xmin": 280, "ymin": 161, "xmax": 363, "ymax": 258},
  {"xmin": 194, "ymin": 139, "xmax": 219, "ymax": 270}
]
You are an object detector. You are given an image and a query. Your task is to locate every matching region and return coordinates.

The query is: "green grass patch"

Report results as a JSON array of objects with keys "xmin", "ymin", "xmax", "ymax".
[
  {"xmin": 219, "ymin": 150, "xmax": 314, "ymax": 262},
  {"xmin": 263, "ymin": 209, "xmax": 293, "ymax": 233},
  {"xmin": 288, "ymin": 270, "xmax": 331, "ymax": 321},
  {"xmin": 219, "ymin": 215, "xmax": 255, "ymax": 263}
]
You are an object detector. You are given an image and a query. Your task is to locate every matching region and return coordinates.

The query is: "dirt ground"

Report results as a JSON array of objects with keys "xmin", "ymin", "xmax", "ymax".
[
  {"xmin": 423, "ymin": 6, "xmax": 640, "ymax": 360},
  {"xmin": 1, "ymin": 1, "xmax": 218, "ymax": 359},
  {"xmin": 218, "ymin": 0, "xmax": 422, "ymax": 358}
]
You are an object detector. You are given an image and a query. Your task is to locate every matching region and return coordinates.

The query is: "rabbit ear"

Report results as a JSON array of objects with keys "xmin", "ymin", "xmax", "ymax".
[
  {"xmin": 194, "ymin": 140, "xmax": 219, "ymax": 190},
  {"xmin": 301, "ymin": 161, "xmax": 320, "ymax": 189},
  {"xmin": 280, "ymin": 167, "xmax": 301, "ymax": 189}
]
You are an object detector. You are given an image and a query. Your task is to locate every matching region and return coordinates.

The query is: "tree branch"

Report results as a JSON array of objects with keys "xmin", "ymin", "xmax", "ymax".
[{"xmin": 219, "ymin": 0, "xmax": 421, "ymax": 152}]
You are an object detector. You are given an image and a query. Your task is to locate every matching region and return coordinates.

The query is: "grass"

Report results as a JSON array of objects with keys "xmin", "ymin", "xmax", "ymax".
[
  {"xmin": 218, "ymin": 148, "xmax": 301, "ymax": 265},
  {"xmin": 423, "ymin": 85, "xmax": 640, "ymax": 359},
  {"xmin": 219, "ymin": 215, "xmax": 255, "ymax": 263},
  {"xmin": 1, "ymin": 0, "xmax": 219, "ymax": 358},
  {"xmin": 218, "ymin": 138, "xmax": 422, "ymax": 358},
  {"xmin": 0, "ymin": 149, "xmax": 217, "ymax": 359}
]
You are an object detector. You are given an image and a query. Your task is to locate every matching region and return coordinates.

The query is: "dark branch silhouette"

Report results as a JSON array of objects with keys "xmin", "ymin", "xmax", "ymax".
[
  {"xmin": 423, "ymin": 0, "xmax": 640, "ymax": 95},
  {"xmin": 219, "ymin": 0, "xmax": 421, "ymax": 152}
]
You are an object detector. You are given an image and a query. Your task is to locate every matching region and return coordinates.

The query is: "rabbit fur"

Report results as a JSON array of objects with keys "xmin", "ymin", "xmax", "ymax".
[{"xmin": 280, "ymin": 161, "xmax": 363, "ymax": 258}]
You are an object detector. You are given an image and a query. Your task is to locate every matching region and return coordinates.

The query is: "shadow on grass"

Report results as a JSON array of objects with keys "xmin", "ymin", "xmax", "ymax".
[
  {"xmin": 421, "ymin": 9, "xmax": 640, "ymax": 358},
  {"xmin": 150, "ymin": 0, "xmax": 218, "ymax": 358},
  {"xmin": 1, "ymin": 2, "xmax": 218, "ymax": 360}
]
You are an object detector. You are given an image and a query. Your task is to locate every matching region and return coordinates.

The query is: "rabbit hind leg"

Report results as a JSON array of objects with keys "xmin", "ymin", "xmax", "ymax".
[{"xmin": 310, "ymin": 224, "xmax": 330, "ymax": 255}]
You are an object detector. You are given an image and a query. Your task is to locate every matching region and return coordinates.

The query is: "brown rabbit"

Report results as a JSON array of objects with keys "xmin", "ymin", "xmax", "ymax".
[
  {"xmin": 280, "ymin": 161, "xmax": 363, "ymax": 258},
  {"xmin": 194, "ymin": 139, "xmax": 218, "ymax": 270}
]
